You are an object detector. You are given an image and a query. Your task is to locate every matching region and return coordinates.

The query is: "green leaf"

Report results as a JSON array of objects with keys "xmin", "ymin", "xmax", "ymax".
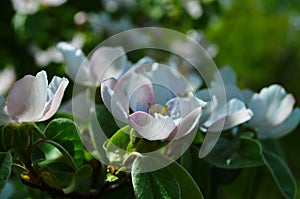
[
  {"xmin": 0, "ymin": 152, "xmax": 12, "ymax": 193},
  {"xmin": 133, "ymin": 139, "xmax": 167, "ymax": 153},
  {"xmin": 44, "ymin": 118, "xmax": 84, "ymax": 167},
  {"xmin": 0, "ymin": 126, "xmax": 13, "ymax": 152},
  {"xmin": 106, "ymin": 173, "xmax": 119, "ymax": 182},
  {"xmin": 36, "ymin": 111, "xmax": 74, "ymax": 131},
  {"xmin": 107, "ymin": 125, "xmax": 131, "ymax": 150},
  {"xmin": 180, "ymin": 146, "xmax": 210, "ymax": 198},
  {"xmin": 52, "ymin": 112, "xmax": 74, "ymax": 121},
  {"xmin": 104, "ymin": 126, "xmax": 131, "ymax": 165},
  {"xmin": 1, "ymin": 123, "xmax": 42, "ymax": 166},
  {"xmin": 2, "ymin": 123, "xmax": 41, "ymax": 153},
  {"xmin": 260, "ymin": 139, "xmax": 285, "ymax": 159},
  {"xmin": 39, "ymin": 161, "xmax": 74, "ymax": 190},
  {"xmin": 63, "ymin": 165, "xmax": 93, "ymax": 194},
  {"xmin": 132, "ymin": 156, "xmax": 181, "ymax": 199},
  {"xmin": 205, "ymin": 137, "xmax": 264, "ymax": 169},
  {"xmin": 168, "ymin": 157, "xmax": 204, "ymax": 199},
  {"xmin": 95, "ymin": 105, "xmax": 119, "ymax": 138},
  {"xmin": 262, "ymin": 149, "xmax": 297, "ymax": 199}
]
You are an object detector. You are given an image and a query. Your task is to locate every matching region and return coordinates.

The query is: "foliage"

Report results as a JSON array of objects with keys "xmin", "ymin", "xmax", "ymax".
[{"xmin": 0, "ymin": 0, "xmax": 299, "ymax": 199}]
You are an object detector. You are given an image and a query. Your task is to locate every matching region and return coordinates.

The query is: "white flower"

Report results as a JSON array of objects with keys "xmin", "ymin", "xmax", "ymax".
[
  {"xmin": 101, "ymin": 63, "xmax": 209, "ymax": 140},
  {"xmin": 0, "ymin": 67, "xmax": 16, "ymax": 96},
  {"xmin": 0, "ymin": 71, "xmax": 69, "ymax": 125},
  {"xmin": 57, "ymin": 42, "xmax": 127, "ymax": 86},
  {"xmin": 196, "ymin": 66, "xmax": 253, "ymax": 132},
  {"xmin": 248, "ymin": 84, "xmax": 300, "ymax": 139},
  {"xmin": 11, "ymin": 0, "xmax": 67, "ymax": 14}
]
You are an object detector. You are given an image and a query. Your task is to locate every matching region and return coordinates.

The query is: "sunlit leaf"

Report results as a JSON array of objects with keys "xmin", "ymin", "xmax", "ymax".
[
  {"xmin": 104, "ymin": 126, "xmax": 131, "ymax": 165},
  {"xmin": 44, "ymin": 118, "xmax": 84, "ymax": 167},
  {"xmin": 132, "ymin": 156, "xmax": 181, "ymax": 199}
]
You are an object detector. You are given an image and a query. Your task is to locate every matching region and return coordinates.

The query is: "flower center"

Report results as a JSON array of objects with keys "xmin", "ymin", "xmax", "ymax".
[{"xmin": 148, "ymin": 103, "xmax": 168, "ymax": 116}]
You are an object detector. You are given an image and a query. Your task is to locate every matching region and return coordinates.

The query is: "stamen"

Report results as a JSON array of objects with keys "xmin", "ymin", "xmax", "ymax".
[{"xmin": 148, "ymin": 104, "xmax": 169, "ymax": 116}]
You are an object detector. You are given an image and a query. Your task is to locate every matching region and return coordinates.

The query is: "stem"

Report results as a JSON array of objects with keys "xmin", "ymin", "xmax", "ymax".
[
  {"xmin": 12, "ymin": 163, "xmax": 27, "ymax": 172},
  {"xmin": 44, "ymin": 140, "xmax": 78, "ymax": 170},
  {"xmin": 28, "ymin": 138, "xmax": 47, "ymax": 163}
]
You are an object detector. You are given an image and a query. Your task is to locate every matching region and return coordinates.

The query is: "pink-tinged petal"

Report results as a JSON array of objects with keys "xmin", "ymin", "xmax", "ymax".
[
  {"xmin": 198, "ymin": 96, "xmax": 217, "ymax": 126},
  {"xmin": 128, "ymin": 111, "xmax": 176, "ymax": 140},
  {"xmin": 101, "ymin": 78, "xmax": 129, "ymax": 123},
  {"xmin": 57, "ymin": 42, "xmax": 87, "ymax": 79},
  {"xmin": 258, "ymin": 108, "xmax": 300, "ymax": 139},
  {"xmin": 0, "ymin": 97, "xmax": 12, "ymax": 126},
  {"xmin": 39, "ymin": 76, "xmax": 69, "ymax": 121},
  {"xmin": 0, "ymin": 68, "xmax": 16, "ymax": 96},
  {"xmin": 249, "ymin": 84, "xmax": 295, "ymax": 129},
  {"xmin": 202, "ymin": 98, "xmax": 251, "ymax": 132},
  {"xmin": 7, "ymin": 71, "xmax": 48, "ymax": 123},
  {"xmin": 266, "ymin": 93, "xmax": 295, "ymax": 126},
  {"xmin": 90, "ymin": 46, "xmax": 127, "ymax": 83},
  {"xmin": 119, "ymin": 72, "xmax": 155, "ymax": 112},
  {"xmin": 167, "ymin": 93, "xmax": 206, "ymax": 125},
  {"xmin": 208, "ymin": 109, "xmax": 253, "ymax": 132},
  {"xmin": 101, "ymin": 78, "xmax": 117, "ymax": 111},
  {"xmin": 140, "ymin": 64, "xmax": 188, "ymax": 104},
  {"xmin": 172, "ymin": 107, "xmax": 202, "ymax": 139}
]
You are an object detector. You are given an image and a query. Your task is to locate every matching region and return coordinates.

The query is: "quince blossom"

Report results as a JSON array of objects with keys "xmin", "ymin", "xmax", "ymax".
[
  {"xmin": 57, "ymin": 42, "xmax": 127, "ymax": 86},
  {"xmin": 0, "ymin": 71, "xmax": 69, "ymax": 125},
  {"xmin": 101, "ymin": 63, "xmax": 208, "ymax": 140},
  {"xmin": 11, "ymin": 0, "xmax": 67, "ymax": 14},
  {"xmin": 248, "ymin": 84, "xmax": 300, "ymax": 139},
  {"xmin": 196, "ymin": 66, "xmax": 253, "ymax": 132},
  {"xmin": 0, "ymin": 67, "xmax": 16, "ymax": 96}
]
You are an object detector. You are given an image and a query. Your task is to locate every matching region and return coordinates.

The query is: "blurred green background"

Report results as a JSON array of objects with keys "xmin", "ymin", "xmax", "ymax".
[{"xmin": 0, "ymin": 0, "xmax": 299, "ymax": 198}]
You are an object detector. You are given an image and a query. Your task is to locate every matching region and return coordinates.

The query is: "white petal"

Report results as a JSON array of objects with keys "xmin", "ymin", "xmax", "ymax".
[
  {"xmin": 119, "ymin": 72, "xmax": 155, "ymax": 112},
  {"xmin": 57, "ymin": 42, "xmax": 92, "ymax": 85},
  {"xmin": 203, "ymin": 98, "xmax": 252, "ymax": 132},
  {"xmin": 90, "ymin": 46, "xmax": 127, "ymax": 83},
  {"xmin": 142, "ymin": 64, "xmax": 188, "ymax": 104},
  {"xmin": 167, "ymin": 93, "xmax": 206, "ymax": 125},
  {"xmin": 7, "ymin": 71, "xmax": 48, "ymax": 123},
  {"xmin": 0, "ymin": 97, "xmax": 12, "ymax": 126},
  {"xmin": 128, "ymin": 111, "xmax": 176, "ymax": 140},
  {"xmin": 257, "ymin": 108, "xmax": 300, "ymax": 139},
  {"xmin": 249, "ymin": 84, "xmax": 295, "ymax": 129},
  {"xmin": 132, "ymin": 56, "xmax": 156, "ymax": 68},
  {"xmin": 101, "ymin": 78, "xmax": 128, "ymax": 123},
  {"xmin": 0, "ymin": 68, "xmax": 16, "ymax": 96},
  {"xmin": 173, "ymin": 107, "xmax": 202, "ymax": 139},
  {"xmin": 39, "ymin": 76, "xmax": 69, "ymax": 121},
  {"xmin": 208, "ymin": 109, "xmax": 253, "ymax": 132},
  {"xmin": 198, "ymin": 96, "xmax": 217, "ymax": 126}
]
